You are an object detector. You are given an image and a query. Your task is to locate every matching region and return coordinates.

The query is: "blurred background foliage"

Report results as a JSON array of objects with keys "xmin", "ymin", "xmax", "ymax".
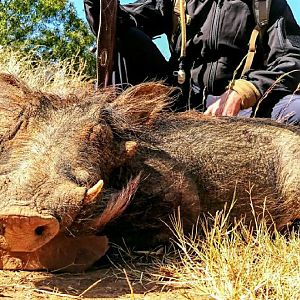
[{"xmin": 0, "ymin": 0, "xmax": 95, "ymax": 76}]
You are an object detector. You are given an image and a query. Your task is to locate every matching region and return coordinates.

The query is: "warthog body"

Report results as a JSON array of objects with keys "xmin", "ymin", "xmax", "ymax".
[{"xmin": 0, "ymin": 74, "xmax": 299, "ymax": 271}]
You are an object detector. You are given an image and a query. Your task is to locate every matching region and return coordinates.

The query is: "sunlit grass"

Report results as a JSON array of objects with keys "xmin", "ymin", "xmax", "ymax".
[
  {"xmin": 155, "ymin": 204, "xmax": 300, "ymax": 299},
  {"xmin": 0, "ymin": 46, "xmax": 94, "ymax": 96}
]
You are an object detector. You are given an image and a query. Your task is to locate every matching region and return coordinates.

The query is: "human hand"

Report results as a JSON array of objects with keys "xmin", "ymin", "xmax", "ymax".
[{"xmin": 204, "ymin": 90, "xmax": 243, "ymax": 116}]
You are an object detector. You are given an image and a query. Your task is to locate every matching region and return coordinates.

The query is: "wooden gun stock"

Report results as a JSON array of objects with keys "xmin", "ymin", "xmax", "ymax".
[{"xmin": 96, "ymin": 0, "xmax": 118, "ymax": 88}]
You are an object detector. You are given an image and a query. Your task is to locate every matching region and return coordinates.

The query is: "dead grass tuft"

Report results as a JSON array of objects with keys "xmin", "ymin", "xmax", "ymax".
[
  {"xmin": 154, "ymin": 203, "xmax": 300, "ymax": 299},
  {"xmin": 0, "ymin": 47, "xmax": 93, "ymax": 96}
]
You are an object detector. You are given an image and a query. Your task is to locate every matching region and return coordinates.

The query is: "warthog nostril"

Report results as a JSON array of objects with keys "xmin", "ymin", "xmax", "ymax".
[
  {"xmin": 0, "ymin": 211, "xmax": 60, "ymax": 252},
  {"xmin": 35, "ymin": 225, "xmax": 46, "ymax": 236},
  {"xmin": 0, "ymin": 224, "xmax": 4, "ymax": 235}
]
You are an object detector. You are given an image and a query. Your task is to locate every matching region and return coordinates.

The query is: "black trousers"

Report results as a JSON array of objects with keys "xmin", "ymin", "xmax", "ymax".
[
  {"xmin": 113, "ymin": 27, "xmax": 171, "ymax": 86},
  {"xmin": 112, "ymin": 27, "xmax": 192, "ymax": 110}
]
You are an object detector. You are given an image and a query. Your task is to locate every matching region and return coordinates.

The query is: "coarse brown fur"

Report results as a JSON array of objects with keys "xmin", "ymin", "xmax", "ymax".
[{"xmin": 0, "ymin": 73, "xmax": 299, "ymax": 271}]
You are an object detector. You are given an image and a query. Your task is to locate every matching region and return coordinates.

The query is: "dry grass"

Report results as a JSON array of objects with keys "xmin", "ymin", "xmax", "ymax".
[
  {"xmin": 83, "ymin": 204, "xmax": 300, "ymax": 299},
  {"xmin": 0, "ymin": 46, "xmax": 93, "ymax": 96},
  {"xmin": 154, "ymin": 204, "xmax": 300, "ymax": 300}
]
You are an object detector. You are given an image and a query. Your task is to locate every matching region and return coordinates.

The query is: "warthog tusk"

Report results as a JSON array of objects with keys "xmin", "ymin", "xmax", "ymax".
[{"xmin": 84, "ymin": 180, "xmax": 104, "ymax": 204}]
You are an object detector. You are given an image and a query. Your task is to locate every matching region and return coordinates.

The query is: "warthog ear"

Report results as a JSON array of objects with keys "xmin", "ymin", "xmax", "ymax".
[
  {"xmin": 0, "ymin": 74, "xmax": 32, "ymax": 138},
  {"xmin": 104, "ymin": 82, "xmax": 173, "ymax": 130}
]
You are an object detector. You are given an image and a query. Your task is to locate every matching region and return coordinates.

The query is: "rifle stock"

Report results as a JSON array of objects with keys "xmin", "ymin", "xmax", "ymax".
[{"xmin": 96, "ymin": 0, "xmax": 118, "ymax": 88}]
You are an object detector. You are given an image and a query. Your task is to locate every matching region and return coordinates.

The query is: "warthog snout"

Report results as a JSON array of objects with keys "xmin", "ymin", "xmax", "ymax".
[{"xmin": 0, "ymin": 207, "xmax": 59, "ymax": 252}]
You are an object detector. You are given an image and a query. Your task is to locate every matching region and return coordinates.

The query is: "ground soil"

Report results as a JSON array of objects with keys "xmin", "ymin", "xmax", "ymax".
[{"xmin": 0, "ymin": 266, "xmax": 191, "ymax": 300}]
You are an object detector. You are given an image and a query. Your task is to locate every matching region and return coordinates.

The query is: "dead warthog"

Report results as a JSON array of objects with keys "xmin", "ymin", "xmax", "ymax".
[{"xmin": 0, "ymin": 74, "xmax": 299, "ymax": 272}]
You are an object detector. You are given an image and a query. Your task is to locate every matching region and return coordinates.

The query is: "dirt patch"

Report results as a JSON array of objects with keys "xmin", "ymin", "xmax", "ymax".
[{"xmin": 0, "ymin": 268, "xmax": 189, "ymax": 300}]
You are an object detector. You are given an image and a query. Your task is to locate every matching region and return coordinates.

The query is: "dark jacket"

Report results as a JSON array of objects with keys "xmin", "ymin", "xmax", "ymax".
[{"xmin": 85, "ymin": 0, "xmax": 300, "ymax": 110}]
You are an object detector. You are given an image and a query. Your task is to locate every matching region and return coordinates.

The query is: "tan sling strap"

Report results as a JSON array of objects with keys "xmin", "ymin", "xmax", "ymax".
[
  {"xmin": 173, "ymin": 0, "xmax": 189, "ymax": 84},
  {"xmin": 96, "ymin": 0, "xmax": 118, "ymax": 88},
  {"xmin": 241, "ymin": 0, "xmax": 271, "ymax": 76},
  {"xmin": 241, "ymin": 27, "xmax": 260, "ymax": 76},
  {"xmin": 172, "ymin": 0, "xmax": 272, "ymax": 80}
]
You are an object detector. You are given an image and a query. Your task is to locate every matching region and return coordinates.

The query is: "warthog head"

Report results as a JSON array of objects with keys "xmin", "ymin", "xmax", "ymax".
[{"xmin": 0, "ymin": 74, "xmax": 170, "ymax": 270}]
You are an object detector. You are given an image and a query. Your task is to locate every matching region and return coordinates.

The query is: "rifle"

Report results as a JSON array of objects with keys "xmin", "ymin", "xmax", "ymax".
[{"xmin": 96, "ymin": 0, "xmax": 118, "ymax": 88}]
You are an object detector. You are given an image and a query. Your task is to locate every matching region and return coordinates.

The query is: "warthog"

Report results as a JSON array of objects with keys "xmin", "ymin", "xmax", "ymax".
[{"xmin": 0, "ymin": 74, "xmax": 299, "ymax": 272}]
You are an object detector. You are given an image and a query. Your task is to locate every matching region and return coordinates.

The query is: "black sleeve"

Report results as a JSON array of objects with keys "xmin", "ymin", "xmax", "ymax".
[
  {"xmin": 121, "ymin": 0, "xmax": 173, "ymax": 38},
  {"xmin": 84, "ymin": 0, "xmax": 166, "ymax": 37},
  {"xmin": 84, "ymin": 0, "xmax": 100, "ymax": 36},
  {"xmin": 246, "ymin": 0, "xmax": 300, "ymax": 100}
]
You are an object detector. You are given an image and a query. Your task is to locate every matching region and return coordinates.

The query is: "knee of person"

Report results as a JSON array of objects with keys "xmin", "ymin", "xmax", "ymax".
[
  {"xmin": 272, "ymin": 94, "xmax": 300, "ymax": 125},
  {"xmin": 119, "ymin": 27, "xmax": 153, "ymax": 49}
]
